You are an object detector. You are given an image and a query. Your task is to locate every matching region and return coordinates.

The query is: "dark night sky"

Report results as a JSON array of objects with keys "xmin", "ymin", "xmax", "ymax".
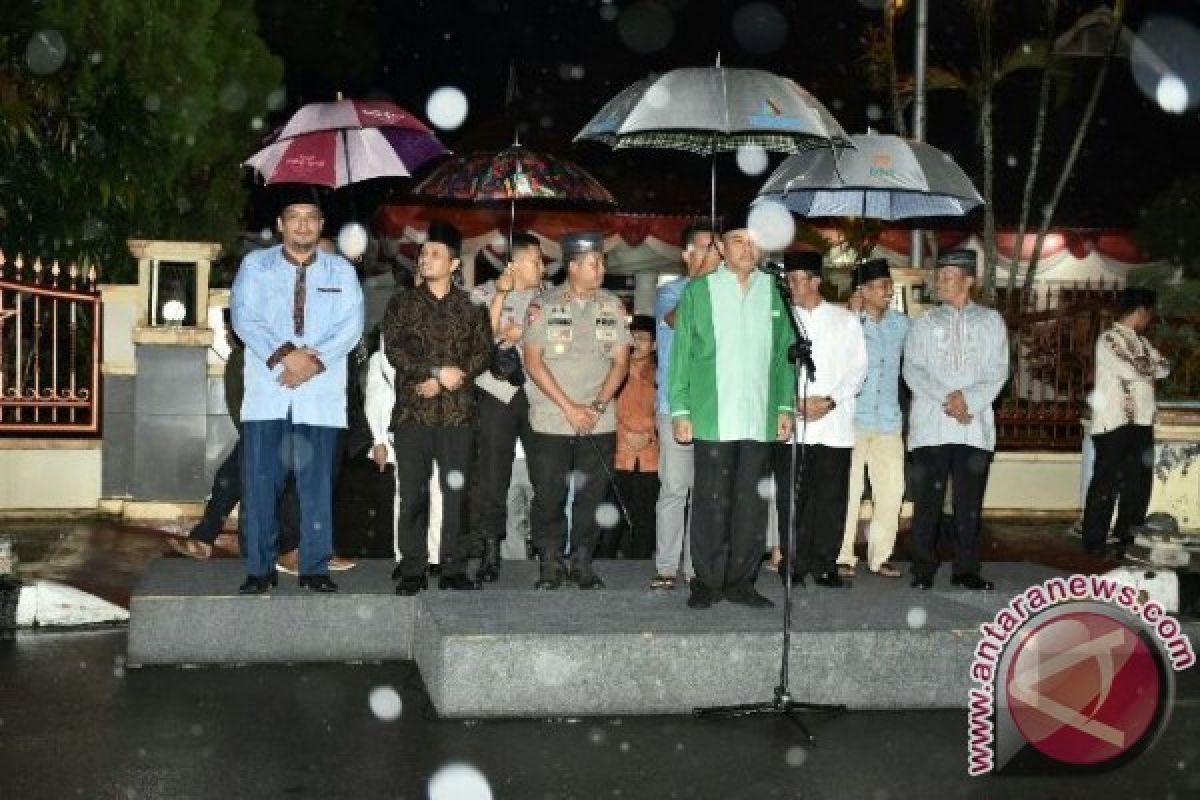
[{"xmin": 253, "ymin": 0, "xmax": 1200, "ymax": 227}]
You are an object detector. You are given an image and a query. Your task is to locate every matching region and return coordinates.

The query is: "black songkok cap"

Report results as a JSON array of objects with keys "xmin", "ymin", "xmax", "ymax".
[
  {"xmin": 272, "ymin": 183, "xmax": 324, "ymax": 218},
  {"xmin": 425, "ymin": 220, "xmax": 463, "ymax": 256},
  {"xmin": 783, "ymin": 250, "xmax": 823, "ymax": 276},
  {"xmin": 1118, "ymin": 286, "xmax": 1157, "ymax": 315},
  {"xmin": 853, "ymin": 258, "xmax": 892, "ymax": 288},
  {"xmin": 629, "ymin": 314, "xmax": 655, "ymax": 334},
  {"xmin": 934, "ymin": 248, "xmax": 978, "ymax": 275}
]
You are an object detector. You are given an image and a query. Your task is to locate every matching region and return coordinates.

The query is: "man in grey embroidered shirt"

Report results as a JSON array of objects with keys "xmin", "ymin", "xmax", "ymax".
[{"xmin": 903, "ymin": 249, "xmax": 1008, "ymax": 591}]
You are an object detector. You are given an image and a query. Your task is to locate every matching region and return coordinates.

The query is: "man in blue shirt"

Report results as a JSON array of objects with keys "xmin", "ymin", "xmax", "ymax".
[
  {"xmin": 903, "ymin": 249, "xmax": 1008, "ymax": 591},
  {"xmin": 231, "ymin": 185, "xmax": 364, "ymax": 594},
  {"xmin": 836, "ymin": 258, "xmax": 910, "ymax": 580},
  {"xmin": 650, "ymin": 219, "xmax": 720, "ymax": 590}
]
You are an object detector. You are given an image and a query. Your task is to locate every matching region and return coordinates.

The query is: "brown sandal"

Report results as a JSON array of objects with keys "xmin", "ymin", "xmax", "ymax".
[
  {"xmin": 650, "ymin": 573, "xmax": 677, "ymax": 590},
  {"xmin": 871, "ymin": 562, "xmax": 902, "ymax": 578},
  {"xmin": 168, "ymin": 536, "xmax": 212, "ymax": 560}
]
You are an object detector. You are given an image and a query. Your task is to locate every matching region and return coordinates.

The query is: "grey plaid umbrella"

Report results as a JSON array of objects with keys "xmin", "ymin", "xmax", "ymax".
[
  {"xmin": 576, "ymin": 62, "xmax": 849, "ymax": 221},
  {"xmin": 755, "ymin": 133, "xmax": 982, "ymax": 220}
]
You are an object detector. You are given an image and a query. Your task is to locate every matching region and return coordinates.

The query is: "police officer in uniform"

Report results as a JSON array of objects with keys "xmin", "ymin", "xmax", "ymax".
[{"xmin": 523, "ymin": 232, "xmax": 633, "ymax": 589}]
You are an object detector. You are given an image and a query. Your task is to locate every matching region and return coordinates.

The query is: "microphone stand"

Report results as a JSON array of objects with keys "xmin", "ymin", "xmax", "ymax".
[{"xmin": 693, "ymin": 267, "xmax": 847, "ymax": 745}]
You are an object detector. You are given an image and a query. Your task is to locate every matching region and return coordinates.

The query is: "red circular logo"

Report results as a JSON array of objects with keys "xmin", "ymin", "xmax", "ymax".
[{"xmin": 1006, "ymin": 611, "xmax": 1163, "ymax": 766}]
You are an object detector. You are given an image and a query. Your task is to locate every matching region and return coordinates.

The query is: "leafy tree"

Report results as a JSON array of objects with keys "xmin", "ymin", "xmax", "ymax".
[
  {"xmin": 1136, "ymin": 172, "xmax": 1200, "ymax": 282},
  {"xmin": 0, "ymin": 0, "xmax": 282, "ymax": 281}
]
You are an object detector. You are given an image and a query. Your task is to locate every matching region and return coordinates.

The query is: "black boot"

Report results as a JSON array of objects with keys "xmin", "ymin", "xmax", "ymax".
[{"xmin": 477, "ymin": 537, "xmax": 500, "ymax": 583}]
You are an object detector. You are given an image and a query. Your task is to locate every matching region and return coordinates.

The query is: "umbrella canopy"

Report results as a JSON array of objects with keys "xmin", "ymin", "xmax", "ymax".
[
  {"xmin": 575, "ymin": 66, "xmax": 850, "ymax": 155},
  {"xmin": 756, "ymin": 133, "xmax": 983, "ymax": 221},
  {"xmin": 244, "ymin": 126, "xmax": 449, "ymax": 188},
  {"xmin": 276, "ymin": 98, "xmax": 435, "ymax": 138},
  {"xmin": 412, "ymin": 140, "xmax": 616, "ymax": 206}
]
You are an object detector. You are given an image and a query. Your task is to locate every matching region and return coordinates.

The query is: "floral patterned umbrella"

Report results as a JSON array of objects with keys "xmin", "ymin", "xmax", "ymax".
[{"xmin": 411, "ymin": 136, "xmax": 616, "ymax": 251}]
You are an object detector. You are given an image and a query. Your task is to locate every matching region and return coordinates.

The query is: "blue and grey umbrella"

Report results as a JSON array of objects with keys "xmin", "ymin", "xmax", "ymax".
[
  {"xmin": 755, "ymin": 133, "xmax": 982, "ymax": 221},
  {"xmin": 576, "ymin": 60, "xmax": 850, "ymax": 221}
]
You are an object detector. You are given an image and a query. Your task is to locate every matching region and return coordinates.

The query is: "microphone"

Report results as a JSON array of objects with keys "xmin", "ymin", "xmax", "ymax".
[{"xmin": 759, "ymin": 260, "xmax": 787, "ymax": 276}]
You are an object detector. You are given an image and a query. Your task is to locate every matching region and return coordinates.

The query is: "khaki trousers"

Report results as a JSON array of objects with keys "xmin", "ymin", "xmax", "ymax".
[{"xmin": 837, "ymin": 430, "xmax": 905, "ymax": 571}]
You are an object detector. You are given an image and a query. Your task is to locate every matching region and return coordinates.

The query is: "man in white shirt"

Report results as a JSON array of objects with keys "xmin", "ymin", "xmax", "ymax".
[
  {"xmin": 774, "ymin": 251, "xmax": 867, "ymax": 589},
  {"xmin": 903, "ymin": 249, "xmax": 1009, "ymax": 591},
  {"xmin": 1082, "ymin": 287, "xmax": 1170, "ymax": 557}
]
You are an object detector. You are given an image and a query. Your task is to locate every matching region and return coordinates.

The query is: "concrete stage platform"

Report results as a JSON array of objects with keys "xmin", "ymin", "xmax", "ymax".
[{"xmin": 130, "ymin": 559, "xmax": 1064, "ymax": 717}]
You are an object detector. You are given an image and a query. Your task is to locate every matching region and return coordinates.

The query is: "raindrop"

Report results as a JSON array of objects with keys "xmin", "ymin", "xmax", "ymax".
[
  {"xmin": 428, "ymin": 763, "xmax": 493, "ymax": 800},
  {"xmin": 337, "ymin": 222, "xmax": 369, "ymax": 261},
  {"xmin": 426, "ymin": 86, "xmax": 470, "ymax": 130},
  {"xmin": 736, "ymin": 144, "xmax": 769, "ymax": 176},
  {"xmin": 368, "ymin": 686, "xmax": 403, "ymax": 721},
  {"xmin": 589, "ymin": 727, "xmax": 608, "ymax": 745},
  {"xmin": 1005, "ymin": 154, "xmax": 1018, "ymax": 168},
  {"xmin": 566, "ymin": 470, "xmax": 587, "ymax": 490},
  {"xmin": 259, "ymin": 227, "xmax": 273, "ymax": 242},
  {"xmin": 906, "ymin": 607, "xmax": 927, "ymax": 629},
  {"xmin": 785, "ymin": 745, "xmax": 807, "ymax": 767},
  {"xmin": 89, "ymin": 51, "xmax": 103, "ymax": 64},
  {"xmin": 218, "ymin": 82, "xmax": 249, "ymax": 112},
  {"xmin": 595, "ymin": 502, "xmax": 620, "ymax": 529},
  {"xmin": 251, "ymin": 117, "xmax": 265, "ymax": 131},
  {"xmin": 266, "ymin": 87, "xmax": 287, "ymax": 112},
  {"xmin": 866, "ymin": 104, "xmax": 883, "ymax": 122},
  {"xmin": 144, "ymin": 94, "xmax": 162, "ymax": 113},
  {"xmin": 756, "ymin": 476, "xmax": 776, "ymax": 500},
  {"xmin": 570, "ymin": 65, "xmax": 586, "ymax": 80},
  {"xmin": 618, "ymin": 1, "xmax": 675, "ymax": 54},
  {"xmin": 25, "ymin": 30, "xmax": 67, "ymax": 76},
  {"xmin": 733, "ymin": 2, "xmax": 789, "ymax": 55},
  {"xmin": 1131, "ymin": 16, "xmax": 1200, "ymax": 114},
  {"xmin": 445, "ymin": 469, "xmax": 466, "ymax": 491},
  {"xmin": 619, "ymin": 741, "xmax": 631, "ymax": 752},
  {"xmin": 1156, "ymin": 74, "xmax": 1189, "ymax": 114},
  {"xmin": 747, "ymin": 200, "xmax": 796, "ymax": 251}
]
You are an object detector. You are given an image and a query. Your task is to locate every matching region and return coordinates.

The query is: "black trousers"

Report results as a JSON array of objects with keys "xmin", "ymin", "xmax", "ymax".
[
  {"xmin": 526, "ymin": 431, "xmax": 616, "ymax": 570},
  {"xmin": 1083, "ymin": 425, "xmax": 1154, "ymax": 552},
  {"xmin": 470, "ymin": 388, "xmax": 531, "ymax": 545},
  {"xmin": 910, "ymin": 444, "xmax": 993, "ymax": 579},
  {"xmin": 773, "ymin": 442, "xmax": 852, "ymax": 579},
  {"xmin": 394, "ymin": 422, "xmax": 473, "ymax": 579},
  {"xmin": 601, "ymin": 468, "xmax": 659, "ymax": 559},
  {"xmin": 690, "ymin": 440, "xmax": 770, "ymax": 594}
]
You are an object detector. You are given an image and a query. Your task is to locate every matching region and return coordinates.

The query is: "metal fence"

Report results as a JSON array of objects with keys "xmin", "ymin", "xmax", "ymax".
[
  {"xmin": 0, "ymin": 251, "xmax": 102, "ymax": 435},
  {"xmin": 994, "ymin": 282, "xmax": 1121, "ymax": 451}
]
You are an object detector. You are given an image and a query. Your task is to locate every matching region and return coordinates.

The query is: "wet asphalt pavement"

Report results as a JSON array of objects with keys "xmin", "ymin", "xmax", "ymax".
[
  {"xmin": 2, "ymin": 513, "xmax": 1200, "ymax": 797},
  {"xmin": 1, "ymin": 627, "xmax": 1198, "ymax": 800}
]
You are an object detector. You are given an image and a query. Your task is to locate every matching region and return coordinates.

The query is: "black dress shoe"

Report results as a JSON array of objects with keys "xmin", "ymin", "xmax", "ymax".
[
  {"xmin": 951, "ymin": 573, "xmax": 995, "ymax": 591},
  {"xmin": 298, "ymin": 575, "xmax": 338, "ymax": 593},
  {"xmin": 238, "ymin": 573, "xmax": 277, "ymax": 595},
  {"xmin": 395, "ymin": 575, "xmax": 427, "ymax": 596},
  {"xmin": 911, "ymin": 575, "xmax": 934, "ymax": 590},
  {"xmin": 686, "ymin": 588, "xmax": 713, "ymax": 609},
  {"xmin": 567, "ymin": 566, "xmax": 605, "ymax": 590},
  {"xmin": 725, "ymin": 586, "xmax": 775, "ymax": 608},
  {"xmin": 534, "ymin": 572, "xmax": 563, "ymax": 590},
  {"xmin": 427, "ymin": 564, "xmax": 442, "ymax": 578},
  {"xmin": 779, "ymin": 570, "xmax": 807, "ymax": 588},
  {"xmin": 813, "ymin": 571, "xmax": 850, "ymax": 589},
  {"xmin": 439, "ymin": 573, "xmax": 482, "ymax": 590},
  {"xmin": 391, "ymin": 563, "xmax": 404, "ymax": 581}
]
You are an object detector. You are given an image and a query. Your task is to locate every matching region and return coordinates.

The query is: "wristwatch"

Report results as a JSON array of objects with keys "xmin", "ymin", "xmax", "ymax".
[{"xmin": 590, "ymin": 399, "xmax": 609, "ymax": 413}]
